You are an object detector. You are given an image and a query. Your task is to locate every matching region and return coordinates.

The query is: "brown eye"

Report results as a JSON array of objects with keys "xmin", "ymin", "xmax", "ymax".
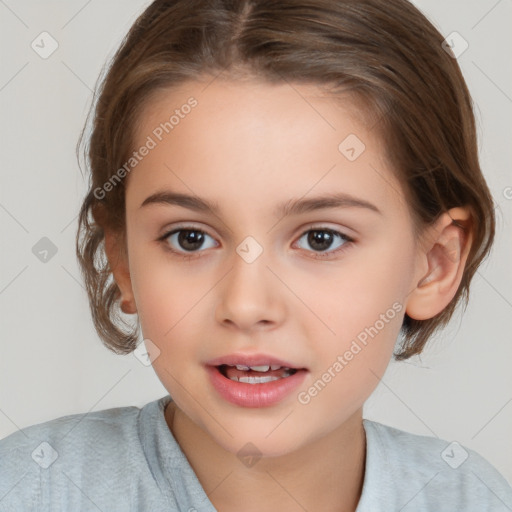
[
  {"xmin": 295, "ymin": 228, "xmax": 353, "ymax": 259},
  {"xmin": 306, "ymin": 230, "xmax": 335, "ymax": 251},
  {"xmin": 161, "ymin": 228, "xmax": 217, "ymax": 253}
]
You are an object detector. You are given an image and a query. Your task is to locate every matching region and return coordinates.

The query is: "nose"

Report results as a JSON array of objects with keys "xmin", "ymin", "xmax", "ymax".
[{"xmin": 214, "ymin": 249, "xmax": 286, "ymax": 332}]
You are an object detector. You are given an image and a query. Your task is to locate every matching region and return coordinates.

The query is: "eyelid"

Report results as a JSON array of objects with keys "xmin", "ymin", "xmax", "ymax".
[
  {"xmin": 298, "ymin": 222, "xmax": 355, "ymax": 239},
  {"xmin": 158, "ymin": 221, "xmax": 215, "ymax": 239}
]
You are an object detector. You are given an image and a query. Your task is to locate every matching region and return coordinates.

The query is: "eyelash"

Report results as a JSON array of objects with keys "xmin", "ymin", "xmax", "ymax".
[{"xmin": 157, "ymin": 225, "xmax": 355, "ymax": 261}]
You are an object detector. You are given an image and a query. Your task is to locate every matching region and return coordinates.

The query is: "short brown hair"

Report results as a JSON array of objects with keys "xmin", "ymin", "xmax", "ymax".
[{"xmin": 76, "ymin": 0, "xmax": 495, "ymax": 360}]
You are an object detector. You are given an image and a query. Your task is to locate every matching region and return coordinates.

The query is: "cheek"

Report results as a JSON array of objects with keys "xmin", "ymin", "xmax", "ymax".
[
  {"xmin": 127, "ymin": 234, "xmax": 208, "ymax": 335},
  {"xmin": 297, "ymin": 308, "xmax": 403, "ymax": 430},
  {"xmin": 293, "ymin": 243, "xmax": 412, "ymax": 349},
  {"xmin": 131, "ymin": 265, "xmax": 172, "ymax": 337},
  {"xmin": 306, "ymin": 289, "xmax": 403, "ymax": 383},
  {"xmin": 134, "ymin": 271, "xmax": 198, "ymax": 342},
  {"xmin": 291, "ymin": 245, "xmax": 410, "ymax": 410}
]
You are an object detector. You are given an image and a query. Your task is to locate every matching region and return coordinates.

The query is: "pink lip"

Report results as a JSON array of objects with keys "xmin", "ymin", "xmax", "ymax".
[
  {"xmin": 206, "ymin": 353, "xmax": 302, "ymax": 369},
  {"xmin": 205, "ymin": 353, "xmax": 308, "ymax": 408}
]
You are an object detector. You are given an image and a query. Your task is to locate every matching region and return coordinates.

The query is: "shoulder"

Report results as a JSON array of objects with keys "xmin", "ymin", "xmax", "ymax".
[
  {"xmin": 0, "ymin": 402, "xmax": 142, "ymax": 463},
  {"xmin": 0, "ymin": 402, "xmax": 154, "ymax": 511},
  {"xmin": 360, "ymin": 419, "xmax": 512, "ymax": 512}
]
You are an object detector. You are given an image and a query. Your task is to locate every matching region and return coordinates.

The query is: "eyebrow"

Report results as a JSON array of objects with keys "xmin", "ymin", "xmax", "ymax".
[{"xmin": 140, "ymin": 191, "xmax": 382, "ymax": 217}]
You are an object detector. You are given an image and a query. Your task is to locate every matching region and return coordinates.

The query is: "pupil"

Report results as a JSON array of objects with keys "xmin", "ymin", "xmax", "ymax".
[
  {"xmin": 179, "ymin": 230, "xmax": 204, "ymax": 251},
  {"xmin": 308, "ymin": 230, "xmax": 332, "ymax": 251}
]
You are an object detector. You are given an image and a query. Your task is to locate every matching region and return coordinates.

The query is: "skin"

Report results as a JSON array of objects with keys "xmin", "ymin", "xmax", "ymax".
[{"xmin": 105, "ymin": 76, "xmax": 473, "ymax": 511}]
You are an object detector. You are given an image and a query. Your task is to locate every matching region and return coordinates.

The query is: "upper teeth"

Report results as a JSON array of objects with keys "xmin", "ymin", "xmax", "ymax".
[{"xmin": 234, "ymin": 364, "xmax": 283, "ymax": 372}]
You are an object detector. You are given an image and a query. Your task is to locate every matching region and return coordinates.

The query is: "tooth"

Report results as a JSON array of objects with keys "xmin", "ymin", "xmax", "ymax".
[
  {"xmin": 270, "ymin": 364, "xmax": 281, "ymax": 370},
  {"xmin": 229, "ymin": 376, "xmax": 239, "ymax": 382},
  {"xmin": 250, "ymin": 365, "xmax": 270, "ymax": 372},
  {"xmin": 239, "ymin": 375, "xmax": 281, "ymax": 384},
  {"xmin": 236, "ymin": 364, "xmax": 250, "ymax": 371}
]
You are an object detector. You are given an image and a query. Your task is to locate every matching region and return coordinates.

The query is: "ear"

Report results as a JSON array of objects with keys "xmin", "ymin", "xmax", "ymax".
[
  {"xmin": 405, "ymin": 207, "xmax": 473, "ymax": 321},
  {"xmin": 104, "ymin": 229, "xmax": 137, "ymax": 315}
]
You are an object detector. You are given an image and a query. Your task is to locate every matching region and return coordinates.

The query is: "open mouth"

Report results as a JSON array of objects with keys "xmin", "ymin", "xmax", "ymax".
[
  {"xmin": 206, "ymin": 356, "xmax": 308, "ymax": 407},
  {"xmin": 217, "ymin": 364, "xmax": 299, "ymax": 384}
]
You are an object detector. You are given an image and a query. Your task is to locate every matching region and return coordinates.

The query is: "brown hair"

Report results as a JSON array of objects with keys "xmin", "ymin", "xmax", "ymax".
[{"xmin": 76, "ymin": 0, "xmax": 495, "ymax": 360}]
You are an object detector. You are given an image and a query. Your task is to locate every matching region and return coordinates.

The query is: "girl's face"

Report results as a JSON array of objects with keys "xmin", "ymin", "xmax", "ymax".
[{"xmin": 122, "ymin": 78, "xmax": 426, "ymax": 456}]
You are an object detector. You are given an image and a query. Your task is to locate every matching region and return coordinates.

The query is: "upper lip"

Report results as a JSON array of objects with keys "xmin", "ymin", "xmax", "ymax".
[{"xmin": 205, "ymin": 353, "xmax": 304, "ymax": 369}]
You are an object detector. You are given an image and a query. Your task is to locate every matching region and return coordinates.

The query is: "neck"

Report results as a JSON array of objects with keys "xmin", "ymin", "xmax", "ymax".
[{"xmin": 165, "ymin": 402, "xmax": 366, "ymax": 512}]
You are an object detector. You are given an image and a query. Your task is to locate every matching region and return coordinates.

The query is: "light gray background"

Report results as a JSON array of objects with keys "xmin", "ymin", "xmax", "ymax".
[{"xmin": 1, "ymin": 0, "xmax": 511, "ymax": 483}]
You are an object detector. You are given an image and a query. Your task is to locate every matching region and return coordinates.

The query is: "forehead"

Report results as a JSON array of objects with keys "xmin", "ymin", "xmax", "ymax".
[
  {"xmin": 136, "ymin": 78, "xmax": 373, "ymax": 150},
  {"xmin": 127, "ymin": 78, "xmax": 406, "ymax": 220}
]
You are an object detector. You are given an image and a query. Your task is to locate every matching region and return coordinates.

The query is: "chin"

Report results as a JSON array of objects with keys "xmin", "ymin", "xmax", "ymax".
[
  {"xmin": 203, "ymin": 413, "xmax": 321, "ymax": 459},
  {"xmin": 220, "ymin": 432, "xmax": 304, "ymax": 460}
]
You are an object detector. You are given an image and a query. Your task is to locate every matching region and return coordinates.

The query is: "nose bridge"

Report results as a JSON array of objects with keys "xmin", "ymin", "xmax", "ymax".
[
  {"xmin": 227, "ymin": 233, "xmax": 273, "ymax": 302},
  {"xmin": 215, "ymin": 233, "xmax": 284, "ymax": 329}
]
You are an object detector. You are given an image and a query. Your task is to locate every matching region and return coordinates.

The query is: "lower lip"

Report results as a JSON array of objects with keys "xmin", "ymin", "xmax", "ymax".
[{"xmin": 206, "ymin": 365, "xmax": 308, "ymax": 408}]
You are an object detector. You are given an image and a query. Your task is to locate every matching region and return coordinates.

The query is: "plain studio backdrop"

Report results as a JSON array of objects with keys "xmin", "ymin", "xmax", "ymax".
[{"xmin": 1, "ymin": 0, "xmax": 511, "ymax": 484}]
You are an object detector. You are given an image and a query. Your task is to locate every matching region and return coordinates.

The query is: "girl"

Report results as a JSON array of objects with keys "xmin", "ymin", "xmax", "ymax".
[{"xmin": 1, "ymin": 0, "xmax": 511, "ymax": 510}]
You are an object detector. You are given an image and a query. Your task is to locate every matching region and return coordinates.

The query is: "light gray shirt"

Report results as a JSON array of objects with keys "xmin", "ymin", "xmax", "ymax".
[{"xmin": 1, "ymin": 395, "xmax": 511, "ymax": 511}]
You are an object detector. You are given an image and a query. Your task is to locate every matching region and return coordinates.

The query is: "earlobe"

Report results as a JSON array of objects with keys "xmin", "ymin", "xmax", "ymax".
[
  {"xmin": 104, "ymin": 229, "xmax": 137, "ymax": 315},
  {"xmin": 120, "ymin": 297, "xmax": 137, "ymax": 315},
  {"xmin": 405, "ymin": 207, "xmax": 473, "ymax": 321}
]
